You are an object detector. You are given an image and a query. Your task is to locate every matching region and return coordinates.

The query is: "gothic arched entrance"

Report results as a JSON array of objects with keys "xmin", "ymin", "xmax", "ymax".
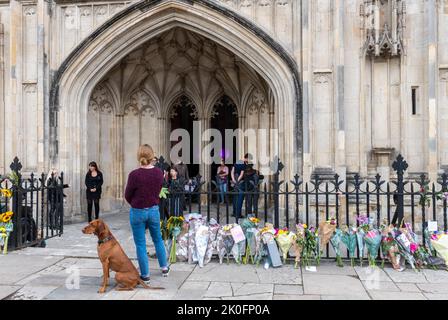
[{"xmin": 50, "ymin": 0, "xmax": 301, "ymax": 217}]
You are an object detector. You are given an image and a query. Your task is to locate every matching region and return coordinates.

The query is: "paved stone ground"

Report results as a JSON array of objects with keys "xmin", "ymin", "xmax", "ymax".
[{"xmin": 1, "ymin": 212, "xmax": 448, "ymax": 300}]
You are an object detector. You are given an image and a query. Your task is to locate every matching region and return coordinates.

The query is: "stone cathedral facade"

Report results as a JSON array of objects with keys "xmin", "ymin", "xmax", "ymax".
[{"xmin": 0, "ymin": 0, "xmax": 448, "ymax": 219}]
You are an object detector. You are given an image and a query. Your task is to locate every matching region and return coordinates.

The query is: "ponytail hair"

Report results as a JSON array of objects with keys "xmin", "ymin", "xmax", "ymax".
[{"xmin": 137, "ymin": 144, "xmax": 155, "ymax": 166}]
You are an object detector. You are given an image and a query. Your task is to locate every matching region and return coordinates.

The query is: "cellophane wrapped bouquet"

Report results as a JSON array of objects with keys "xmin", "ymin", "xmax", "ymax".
[
  {"xmin": 330, "ymin": 227, "xmax": 344, "ymax": 267},
  {"xmin": 303, "ymin": 225, "xmax": 319, "ymax": 267},
  {"xmin": 355, "ymin": 215, "xmax": 373, "ymax": 266},
  {"xmin": 341, "ymin": 225, "xmax": 358, "ymax": 267},
  {"xmin": 291, "ymin": 223, "xmax": 306, "ymax": 268},
  {"xmin": 275, "ymin": 228, "xmax": 296, "ymax": 263},
  {"xmin": 318, "ymin": 218, "xmax": 337, "ymax": 261},
  {"xmin": 241, "ymin": 217, "xmax": 260, "ymax": 265}
]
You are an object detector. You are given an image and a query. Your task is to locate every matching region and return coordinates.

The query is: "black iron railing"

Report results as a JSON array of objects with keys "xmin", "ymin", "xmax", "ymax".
[
  {"xmin": 158, "ymin": 155, "xmax": 448, "ymax": 258},
  {"xmin": 0, "ymin": 157, "xmax": 67, "ymax": 251}
]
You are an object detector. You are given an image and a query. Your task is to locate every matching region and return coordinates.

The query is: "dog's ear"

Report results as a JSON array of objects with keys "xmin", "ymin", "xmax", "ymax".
[{"xmin": 96, "ymin": 220, "xmax": 108, "ymax": 238}]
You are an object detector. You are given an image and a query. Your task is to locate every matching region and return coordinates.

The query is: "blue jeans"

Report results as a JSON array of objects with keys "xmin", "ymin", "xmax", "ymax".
[
  {"xmin": 130, "ymin": 206, "xmax": 168, "ymax": 278},
  {"xmin": 217, "ymin": 180, "xmax": 227, "ymax": 202},
  {"xmin": 233, "ymin": 185, "xmax": 245, "ymax": 218}
]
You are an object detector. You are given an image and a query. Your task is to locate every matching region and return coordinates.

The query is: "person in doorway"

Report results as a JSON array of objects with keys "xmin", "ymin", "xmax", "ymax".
[
  {"xmin": 173, "ymin": 160, "xmax": 189, "ymax": 182},
  {"xmin": 168, "ymin": 167, "xmax": 186, "ymax": 216},
  {"xmin": 125, "ymin": 144, "xmax": 170, "ymax": 284},
  {"xmin": 85, "ymin": 162, "xmax": 103, "ymax": 222},
  {"xmin": 243, "ymin": 163, "xmax": 260, "ymax": 215},
  {"xmin": 216, "ymin": 159, "xmax": 229, "ymax": 203},
  {"xmin": 231, "ymin": 153, "xmax": 250, "ymax": 219}
]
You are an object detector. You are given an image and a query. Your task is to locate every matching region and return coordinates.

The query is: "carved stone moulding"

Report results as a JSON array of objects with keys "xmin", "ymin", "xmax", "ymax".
[
  {"xmin": 54, "ymin": 0, "xmax": 126, "ymax": 3},
  {"xmin": 360, "ymin": 0, "xmax": 406, "ymax": 58}
]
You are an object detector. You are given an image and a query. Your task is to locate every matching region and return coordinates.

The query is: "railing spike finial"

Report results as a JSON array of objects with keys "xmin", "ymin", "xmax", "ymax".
[
  {"xmin": 392, "ymin": 154, "xmax": 408, "ymax": 176},
  {"xmin": 10, "ymin": 156, "xmax": 22, "ymax": 173}
]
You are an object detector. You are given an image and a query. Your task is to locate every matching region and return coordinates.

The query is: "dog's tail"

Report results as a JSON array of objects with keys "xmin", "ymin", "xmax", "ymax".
[{"xmin": 138, "ymin": 279, "xmax": 164, "ymax": 290}]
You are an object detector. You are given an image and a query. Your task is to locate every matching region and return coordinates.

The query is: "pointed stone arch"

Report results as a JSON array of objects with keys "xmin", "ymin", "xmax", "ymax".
[{"xmin": 49, "ymin": 0, "xmax": 301, "ymax": 216}]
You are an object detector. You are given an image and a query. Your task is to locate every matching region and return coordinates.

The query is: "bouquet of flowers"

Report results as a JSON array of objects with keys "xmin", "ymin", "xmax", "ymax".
[
  {"xmin": 356, "ymin": 215, "xmax": 373, "ymax": 266},
  {"xmin": 303, "ymin": 225, "xmax": 319, "ymax": 267},
  {"xmin": 318, "ymin": 217, "xmax": 337, "ymax": 252},
  {"xmin": 204, "ymin": 219, "xmax": 220, "ymax": 265},
  {"xmin": 364, "ymin": 229, "xmax": 382, "ymax": 267},
  {"xmin": 259, "ymin": 224, "xmax": 278, "ymax": 267},
  {"xmin": 275, "ymin": 228, "xmax": 296, "ymax": 263},
  {"xmin": 0, "ymin": 211, "xmax": 13, "ymax": 254},
  {"xmin": 330, "ymin": 228, "xmax": 344, "ymax": 267},
  {"xmin": 230, "ymin": 224, "xmax": 246, "ymax": 264},
  {"xmin": 393, "ymin": 225, "xmax": 417, "ymax": 270},
  {"xmin": 379, "ymin": 222, "xmax": 402, "ymax": 270},
  {"xmin": 187, "ymin": 217, "xmax": 206, "ymax": 264},
  {"xmin": 430, "ymin": 232, "xmax": 448, "ymax": 265},
  {"xmin": 175, "ymin": 220, "xmax": 190, "ymax": 262},
  {"xmin": 254, "ymin": 226, "xmax": 269, "ymax": 266},
  {"xmin": 241, "ymin": 217, "xmax": 260, "ymax": 264},
  {"xmin": 166, "ymin": 216, "xmax": 185, "ymax": 263},
  {"xmin": 0, "ymin": 188, "xmax": 13, "ymax": 254},
  {"xmin": 341, "ymin": 225, "xmax": 357, "ymax": 267},
  {"xmin": 195, "ymin": 224, "xmax": 210, "ymax": 267},
  {"xmin": 291, "ymin": 223, "xmax": 306, "ymax": 268},
  {"xmin": 221, "ymin": 224, "xmax": 235, "ymax": 264}
]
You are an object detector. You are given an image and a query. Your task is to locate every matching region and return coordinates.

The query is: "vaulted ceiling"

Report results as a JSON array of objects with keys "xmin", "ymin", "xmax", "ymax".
[{"xmin": 93, "ymin": 27, "xmax": 270, "ymax": 118}]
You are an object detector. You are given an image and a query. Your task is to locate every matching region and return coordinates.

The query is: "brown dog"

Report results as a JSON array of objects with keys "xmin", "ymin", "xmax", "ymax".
[{"xmin": 82, "ymin": 219, "xmax": 163, "ymax": 293}]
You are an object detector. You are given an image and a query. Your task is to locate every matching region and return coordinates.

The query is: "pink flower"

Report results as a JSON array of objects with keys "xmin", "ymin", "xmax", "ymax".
[
  {"xmin": 410, "ymin": 243, "xmax": 419, "ymax": 254},
  {"xmin": 366, "ymin": 230, "xmax": 377, "ymax": 238}
]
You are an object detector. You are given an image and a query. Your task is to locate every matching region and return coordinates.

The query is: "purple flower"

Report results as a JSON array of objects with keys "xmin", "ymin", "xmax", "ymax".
[{"xmin": 357, "ymin": 215, "xmax": 369, "ymax": 225}]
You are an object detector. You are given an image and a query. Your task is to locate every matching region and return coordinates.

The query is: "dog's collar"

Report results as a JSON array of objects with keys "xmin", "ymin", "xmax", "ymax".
[{"xmin": 98, "ymin": 236, "xmax": 113, "ymax": 245}]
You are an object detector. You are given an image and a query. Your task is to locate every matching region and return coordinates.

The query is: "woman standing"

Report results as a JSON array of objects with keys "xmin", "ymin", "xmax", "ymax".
[
  {"xmin": 125, "ymin": 144, "xmax": 169, "ymax": 284},
  {"xmin": 216, "ymin": 159, "xmax": 229, "ymax": 203},
  {"xmin": 85, "ymin": 162, "xmax": 103, "ymax": 222},
  {"xmin": 168, "ymin": 167, "xmax": 186, "ymax": 216}
]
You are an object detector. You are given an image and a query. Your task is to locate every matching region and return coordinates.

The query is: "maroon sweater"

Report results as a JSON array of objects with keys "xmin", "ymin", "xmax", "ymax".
[{"xmin": 125, "ymin": 167, "xmax": 164, "ymax": 209}]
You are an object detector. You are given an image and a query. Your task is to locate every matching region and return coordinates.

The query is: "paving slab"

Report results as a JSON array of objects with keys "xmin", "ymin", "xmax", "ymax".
[
  {"xmin": 368, "ymin": 291, "xmax": 427, "ymax": 300},
  {"xmin": 100, "ymin": 289, "xmax": 138, "ymax": 300},
  {"xmin": 43, "ymin": 285, "xmax": 105, "ymax": 300},
  {"xmin": 222, "ymin": 293, "xmax": 272, "ymax": 300},
  {"xmin": 361, "ymin": 280, "xmax": 400, "ymax": 292},
  {"xmin": 0, "ymin": 285, "xmax": 21, "ymax": 300},
  {"xmin": 175, "ymin": 281, "xmax": 211, "ymax": 299},
  {"xmin": 417, "ymin": 283, "xmax": 448, "ymax": 294},
  {"xmin": 274, "ymin": 284, "xmax": 304, "ymax": 295},
  {"xmin": 131, "ymin": 288, "xmax": 177, "ymax": 300},
  {"xmin": 232, "ymin": 283, "xmax": 273, "ymax": 296},
  {"xmin": 396, "ymin": 283, "xmax": 421, "ymax": 292},
  {"xmin": 303, "ymin": 274, "xmax": 369, "ymax": 299},
  {"xmin": 354, "ymin": 266, "xmax": 392, "ymax": 282},
  {"xmin": 422, "ymin": 293, "xmax": 448, "ymax": 300},
  {"xmin": 6, "ymin": 285, "xmax": 59, "ymax": 300},
  {"xmin": 256, "ymin": 265, "xmax": 302, "ymax": 285},
  {"xmin": 273, "ymin": 294, "xmax": 319, "ymax": 300},
  {"xmin": 0, "ymin": 254, "xmax": 64, "ymax": 285},
  {"xmin": 422, "ymin": 269, "xmax": 448, "ymax": 283},
  {"xmin": 303, "ymin": 262, "xmax": 357, "ymax": 276},
  {"xmin": 188, "ymin": 263, "xmax": 259, "ymax": 283},
  {"xmin": 383, "ymin": 269, "xmax": 428, "ymax": 283},
  {"xmin": 321, "ymin": 294, "xmax": 370, "ymax": 300},
  {"xmin": 204, "ymin": 282, "xmax": 233, "ymax": 298}
]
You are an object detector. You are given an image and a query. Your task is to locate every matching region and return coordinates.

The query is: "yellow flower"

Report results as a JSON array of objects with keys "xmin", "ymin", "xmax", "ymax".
[
  {"xmin": 0, "ymin": 227, "xmax": 5, "ymax": 233},
  {"xmin": 249, "ymin": 217, "xmax": 260, "ymax": 224},
  {"xmin": 303, "ymin": 224, "xmax": 308, "ymax": 229},
  {"xmin": 1, "ymin": 189, "xmax": 12, "ymax": 198}
]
